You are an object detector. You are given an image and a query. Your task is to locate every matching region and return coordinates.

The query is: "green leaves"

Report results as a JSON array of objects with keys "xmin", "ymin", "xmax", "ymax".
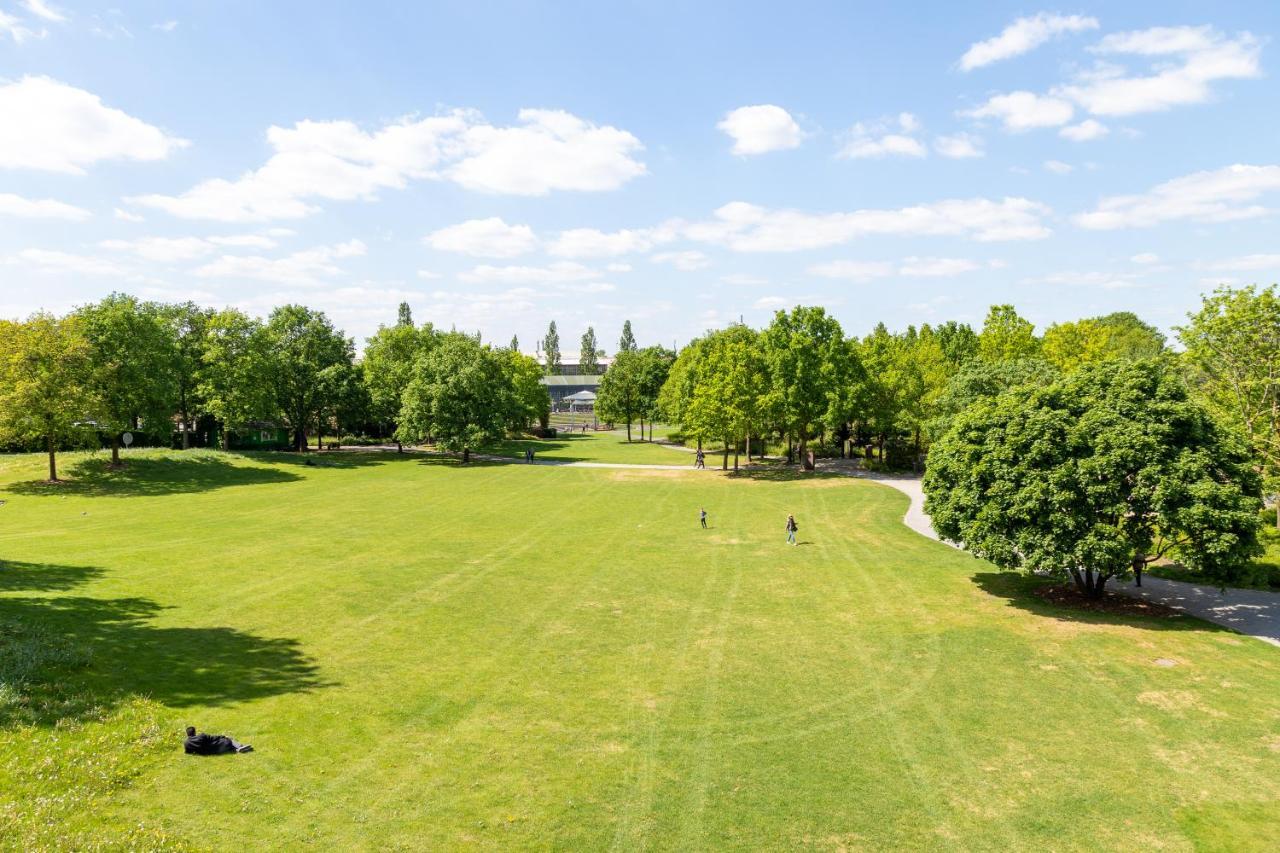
[{"xmin": 398, "ymin": 333, "xmax": 513, "ymax": 455}]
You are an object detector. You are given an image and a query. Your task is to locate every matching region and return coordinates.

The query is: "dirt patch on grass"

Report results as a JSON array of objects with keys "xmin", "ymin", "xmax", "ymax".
[{"xmin": 1033, "ymin": 584, "xmax": 1187, "ymax": 620}]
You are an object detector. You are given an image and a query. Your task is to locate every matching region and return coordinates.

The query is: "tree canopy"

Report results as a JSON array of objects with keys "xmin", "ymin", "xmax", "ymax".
[{"xmin": 398, "ymin": 333, "xmax": 512, "ymax": 463}]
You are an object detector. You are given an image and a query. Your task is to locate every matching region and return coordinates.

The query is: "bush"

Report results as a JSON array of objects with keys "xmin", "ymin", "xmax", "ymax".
[
  {"xmin": 337, "ymin": 434, "xmax": 385, "ymax": 446},
  {"xmin": 527, "ymin": 426, "xmax": 557, "ymax": 438}
]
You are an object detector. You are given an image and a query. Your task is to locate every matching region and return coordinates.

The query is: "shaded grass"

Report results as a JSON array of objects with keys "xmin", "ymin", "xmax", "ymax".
[
  {"xmin": 482, "ymin": 429, "xmax": 697, "ymax": 464},
  {"xmin": 0, "ymin": 448, "xmax": 1277, "ymax": 849}
]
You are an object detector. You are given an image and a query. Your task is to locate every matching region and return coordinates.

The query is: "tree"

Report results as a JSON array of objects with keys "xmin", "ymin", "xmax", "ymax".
[
  {"xmin": 618, "ymin": 320, "xmax": 637, "ymax": 354},
  {"xmin": 76, "ymin": 293, "xmax": 178, "ymax": 466},
  {"xmin": 924, "ymin": 359, "xmax": 1262, "ymax": 597},
  {"xmin": 580, "ymin": 326, "xmax": 600, "ymax": 375},
  {"xmin": 658, "ymin": 337, "xmax": 708, "ymax": 446},
  {"xmin": 635, "ymin": 345, "xmax": 674, "ymax": 441},
  {"xmin": 978, "ymin": 304, "xmax": 1039, "ymax": 362},
  {"xmin": 363, "ymin": 320, "xmax": 432, "ymax": 450},
  {"xmin": 261, "ymin": 305, "xmax": 354, "ymax": 451},
  {"xmin": 686, "ymin": 326, "xmax": 767, "ymax": 470},
  {"xmin": 509, "ymin": 334, "xmax": 519, "ymax": 352},
  {"xmin": 596, "ymin": 348, "xmax": 642, "ymax": 441},
  {"xmin": 0, "ymin": 313, "xmax": 95, "ymax": 481},
  {"xmin": 161, "ymin": 302, "xmax": 214, "ymax": 449},
  {"xmin": 317, "ymin": 362, "xmax": 369, "ymax": 448},
  {"xmin": 927, "ymin": 357, "xmax": 1058, "ymax": 442},
  {"xmin": 934, "ymin": 320, "xmax": 980, "ymax": 366},
  {"xmin": 504, "ymin": 349, "xmax": 550, "ymax": 432},
  {"xmin": 200, "ymin": 310, "xmax": 274, "ymax": 449},
  {"xmin": 1043, "ymin": 314, "xmax": 1166, "ymax": 373},
  {"xmin": 541, "ymin": 321, "xmax": 561, "ymax": 374},
  {"xmin": 1095, "ymin": 311, "xmax": 1165, "ymax": 360},
  {"xmin": 398, "ymin": 334, "xmax": 511, "ymax": 463},
  {"xmin": 397, "ymin": 302, "xmax": 413, "ymax": 327},
  {"xmin": 761, "ymin": 306, "xmax": 848, "ymax": 470},
  {"xmin": 1179, "ymin": 285, "xmax": 1280, "ymax": 526}
]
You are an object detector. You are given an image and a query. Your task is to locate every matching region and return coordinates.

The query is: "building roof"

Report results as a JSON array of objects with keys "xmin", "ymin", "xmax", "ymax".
[
  {"xmin": 539, "ymin": 374, "xmax": 602, "ymax": 387},
  {"xmin": 564, "ymin": 390, "xmax": 598, "ymax": 401}
]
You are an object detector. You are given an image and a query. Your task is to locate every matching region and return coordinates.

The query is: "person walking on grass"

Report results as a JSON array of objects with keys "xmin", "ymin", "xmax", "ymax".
[
  {"xmin": 700, "ymin": 507, "xmax": 708, "ymax": 529},
  {"xmin": 786, "ymin": 514, "xmax": 798, "ymax": 545}
]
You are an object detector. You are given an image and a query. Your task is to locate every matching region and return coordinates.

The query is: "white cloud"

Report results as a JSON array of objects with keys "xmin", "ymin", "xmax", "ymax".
[
  {"xmin": 0, "ymin": 10, "xmax": 42, "ymax": 42},
  {"xmin": 754, "ymin": 296, "xmax": 789, "ymax": 310},
  {"xmin": 0, "ymin": 192, "xmax": 91, "ymax": 220},
  {"xmin": 547, "ymin": 226, "xmax": 672, "ymax": 258},
  {"xmin": 133, "ymin": 108, "xmax": 644, "ymax": 221},
  {"xmin": 193, "ymin": 239, "xmax": 366, "ymax": 285},
  {"xmin": 1130, "ymin": 252, "xmax": 1159, "ymax": 264},
  {"xmin": 959, "ymin": 13, "xmax": 1099, "ymax": 71},
  {"xmin": 100, "ymin": 233, "xmax": 279, "ymax": 263},
  {"xmin": 720, "ymin": 273, "xmax": 769, "ymax": 286},
  {"xmin": 934, "ymin": 132, "xmax": 984, "ymax": 159},
  {"xmin": 839, "ymin": 113, "xmax": 926, "ymax": 159},
  {"xmin": 963, "ymin": 90, "xmax": 1075, "ymax": 131},
  {"xmin": 651, "ymin": 250, "xmax": 711, "ymax": 271},
  {"xmin": 449, "ymin": 108, "xmax": 645, "ymax": 194},
  {"xmin": 22, "ymin": 0, "xmax": 65, "ymax": 22},
  {"xmin": 605, "ymin": 262, "xmax": 632, "ymax": 273},
  {"xmin": 686, "ymin": 197, "xmax": 1050, "ymax": 252},
  {"xmin": 416, "ymin": 269, "xmax": 441, "ymax": 280},
  {"xmin": 1074, "ymin": 164, "xmax": 1280, "ymax": 229},
  {"xmin": 424, "ymin": 217, "xmax": 538, "ymax": 258},
  {"xmin": 717, "ymin": 104, "xmax": 803, "ymax": 156},
  {"xmin": 459, "ymin": 261, "xmax": 603, "ymax": 284},
  {"xmin": 1058, "ymin": 26, "xmax": 1262, "ymax": 117},
  {"xmin": 1059, "ymin": 119, "xmax": 1109, "ymax": 141},
  {"xmin": 897, "ymin": 257, "xmax": 982, "ymax": 277},
  {"xmin": 6, "ymin": 248, "xmax": 129, "ymax": 277},
  {"xmin": 1030, "ymin": 270, "xmax": 1147, "ymax": 289},
  {"xmin": 0, "ymin": 76, "xmax": 187, "ymax": 173},
  {"xmin": 113, "ymin": 207, "xmax": 144, "ymax": 222},
  {"xmin": 152, "ymin": 20, "xmax": 178, "ymax": 32},
  {"xmin": 808, "ymin": 260, "xmax": 894, "ymax": 281},
  {"xmin": 1204, "ymin": 253, "xmax": 1280, "ymax": 272},
  {"xmin": 1043, "ymin": 159, "xmax": 1073, "ymax": 175}
]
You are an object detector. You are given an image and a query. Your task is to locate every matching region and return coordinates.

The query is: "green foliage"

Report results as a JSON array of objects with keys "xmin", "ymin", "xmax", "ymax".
[
  {"xmin": 0, "ymin": 313, "xmax": 95, "ymax": 479},
  {"xmin": 504, "ymin": 349, "xmax": 550, "ymax": 431},
  {"xmin": 579, "ymin": 326, "xmax": 600, "ymax": 374},
  {"xmin": 925, "ymin": 358, "xmax": 1263, "ymax": 596},
  {"xmin": 596, "ymin": 348, "xmax": 643, "ymax": 439},
  {"xmin": 1178, "ymin": 285, "xmax": 1280, "ymax": 504},
  {"xmin": 398, "ymin": 333, "xmax": 512, "ymax": 459},
  {"xmin": 618, "ymin": 319, "xmax": 637, "ymax": 353},
  {"xmin": 261, "ymin": 305, "xmax": 354, "ymax": 451},
  {"xmin": 159, "ymin": 302, "xmax": 215, "ymax": 445},
  {"xmin": 1042, "ymin": 312, "xmax": 1166, "ymax": 372},
  {"xmin": 928, "ymin": 357, "xmax": 1058, "ymax": 441},
  {"xmin": 933, "ymin": 320, "xmax": 979, "ymax": 366},
  {"xmin": 760, "ymin": 306, "xmax": 850, "ymax": 467},
  {"xmin": 978, "ymin": 304, "xmax": 1039, "ymax": 362},
  {"xmin": 363, "ymin": 321, "xmax": 433, "ymax": 434},
  {"xmin": 396, "ymin": 301, "xmax": 413, "ymax": 327},
  {"xmin": 199, "ymin": 309, "xmax": 274, "ymax": 445},
  {"xmin": 541, "ymin": 321, "xmax": 561, "ymax": 374},
  {"xmin": 685, "ymin": 326, "xmax": 768, "ymax": 464}
]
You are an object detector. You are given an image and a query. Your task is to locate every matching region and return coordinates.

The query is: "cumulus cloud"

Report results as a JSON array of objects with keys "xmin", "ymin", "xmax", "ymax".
[
  {"xmin": 193, "ymin": 239, "xmax": 366, "ymax": 285},
  {"xmin": 1130, "ymin": 252, "xmax": 1160, "ymax": 264},
  {"xmin": 963, "ymin": 91, "xmax": 1075, "ymax": 131},
  {"xmin": 22, "ymin": 0, "xmax": 65, "ymax": 22},
  {"xmin": 547, "ymin": 226, "xmax": 672, "ymax": 258},
  {"xmin": 717, "ymin": 104, "xmax": 804, "ymax": 156},
  {"xmin": 686, "ymin": 197, "xmax": 1050, "ymax": 252},
  {"xmin": 4, "ymin": 248, "xmax": 130, "ymax": 277},
  {"xmin": 1203, "ymin": 253, "xmax": 1280, "ymax": 272},
  {"xmin": 1059, "ymin": 119, "xmax": 1109, "ymax": 141},
  {"xmin": 100, "ymin": 233, "xmax": 278, "ymax": 263},
  {"xmin": 809, "ymin": 257, "xmax": 984, "ymax": 279},
  {"xmin": 113, "ymin": 207, "xmax": 144, "ymax": 222},
  {"xmin": 132, "ymin": 108, "xmax": 645, "ymax": 221},
  {"xmin": 0, "ymin": 192, "xmax": 91, "ymax": 220},
  {"xmin": 651, "ymin": 250, "xmax": 711, "ymax": 271},
  {"xmin": 959, "ymin": 12, "xmax": 1099, "ymax": 71},
  {"xmin": 1044, "ymin": 160, "xmax": 1073, "ymax": 175},
  {"xmin": 0, "ymin": 76, "xmax": 188, "ymax": 173},
  {"xmin": 839, "ymin": 113, "xmax": 926, "ymax": 159},
  {"xmin": 0, "ymin": 10, "xmax": 42, "ymax": 42},
  {"xmin": 459, "ymin": 261, "xmax": 605, "ymax": 284},
  {"xmin": 424, "ymin": 217, "xmax": 538, "ymax": 258},
  {"xmin": 807, "ymin": 260, "xmax": 894, "ymax": 281},
  {"xmin": 934, "ymin": 132, "xmax": 984, "ymax": 159},
  {"xmin": 1073, "ymin": 164, "xmax": 1280, "ymax": 229},
  {"xmin": 897, "ymin": 257, "xmax": 982, "ymax": 277}
]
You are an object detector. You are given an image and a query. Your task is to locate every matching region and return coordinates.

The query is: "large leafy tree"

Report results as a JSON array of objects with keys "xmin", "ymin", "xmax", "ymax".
[
  {"xmin": 504, "ymin": 349, "xmax": 550, "ymax": 432},
  {"xmin": 927, "ymin": 357, "xmax": 1058, "ymax": 442},
  {"xmin": 161, "ymin": 301, "xmax": 215, "ymax": 449},
  {"xmin": 657, "ymin": 337, "xmax": 708, "ymax": 447},
  {"xmin": 686, "ymin": 326, "xmax": 768, "ymax": 470},
  {"xmin": 618, "ymin": 320, "xmax": 637, "ymax": 354},
  {"xmin": 978, "ymin": 304, "xmax": 1039, "ymax": 362},
  {"xmin": 76, "ymin": 293, "xmax": 178, "ymax": 465},
  {"xmin": 934, "ymin": 320, "xmax": 980, "ymax": 367},
  {"xmin": 200, "ymin": 309, "xmax": 274, "ymax": 449},
  {"xmin": 1178, "ymin": 285, "xmax": 1280, "ymax": 525},
  {"xmin": 596, "ymin": 348, "xmax": 643, "ymax": 441},
  {"xmin": 580, "ymin": 326, "xmax": 600, "ymax": 375},
  {"xmin": 1042, "ymin": 313, "xmax": 1166, "ymax": 373},
  {"xmin": 261, "ymin": 305, "xmax": 354, "ymax": 451},
  {"xmin": 760, "ymin": 306, "xmax": 848, "ymax": 470},
  {"xmin": 0, "ymin": 313, "xmax": 95, "ymax": 481},
  {"xmin": 541, "ymin": 321, "xmax": 561, "ymax": 374},
  {"xmin": 398, "ymin": 333, "xmax": 512, "ymax": 463},
  {"xmin": 924, "ymin": 359, "xmax": 1262, "ymax": 597},
  {"xmin": 635, "ymin": 345, "xmax": 674, "ymax": 442},
  {"xmin": 363, "ymin": 320, "xmax": 433, "ymax": 450}
]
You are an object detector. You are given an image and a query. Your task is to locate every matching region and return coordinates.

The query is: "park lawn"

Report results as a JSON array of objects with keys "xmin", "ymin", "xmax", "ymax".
[
  {"xmin": 1, "ymin": 449, "xmax": 1278, "ymax": 850},
  {"xmin": 482, "ymin": 428, "xmax": 696, "ymax": 465}
]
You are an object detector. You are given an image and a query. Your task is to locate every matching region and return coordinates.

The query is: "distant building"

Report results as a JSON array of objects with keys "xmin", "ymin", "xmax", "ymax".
[{"xmin": 534, "ymin": 355, "xmax": 609, "ymax": 408}]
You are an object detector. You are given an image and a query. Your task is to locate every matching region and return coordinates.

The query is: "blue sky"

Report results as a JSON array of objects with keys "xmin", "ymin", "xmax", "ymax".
[{"xmin": 2, "ymin": 1, "xmax": 1278, "ymax": 352}]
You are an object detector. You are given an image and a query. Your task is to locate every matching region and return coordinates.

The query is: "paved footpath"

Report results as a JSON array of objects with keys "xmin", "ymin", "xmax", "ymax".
[{"xmin": 840, "ymin": 465, "xmax": 1280, "ymax": 648}]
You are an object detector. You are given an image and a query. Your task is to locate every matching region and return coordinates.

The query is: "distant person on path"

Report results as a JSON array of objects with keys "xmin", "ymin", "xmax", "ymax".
[
  {"xmin": 700, "ymin": 507, "xmax": 708, "ymax": 528},
  {"xmin": 695, "ymin": 449, "xmax": 705, "ymax": 469},
  {"xmin": 524, "ymin": 447, "xmax": 534, "ymax": 463},
  {"xmin": 786, "ymin": 514, "xmax": 798, "ymax": 546},
  {"xmin": 183, "ymin": 726, "xmax": 253, "ymax": 755}
]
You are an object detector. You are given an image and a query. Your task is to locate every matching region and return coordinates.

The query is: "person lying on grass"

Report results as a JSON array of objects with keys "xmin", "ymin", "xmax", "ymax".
[{"xmin": 184, "ymin": 726, "xmax": 253, "ymax": 755}]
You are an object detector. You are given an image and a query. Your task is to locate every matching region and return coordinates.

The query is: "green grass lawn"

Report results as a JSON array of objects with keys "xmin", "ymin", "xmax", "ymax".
[
  {"xmin": 482, "ymin": 428, "xmax": 696, "ymax": 465},
  {"xmin": 2, "ymin": 448, "xmax": 1278, "ymax": 850}
]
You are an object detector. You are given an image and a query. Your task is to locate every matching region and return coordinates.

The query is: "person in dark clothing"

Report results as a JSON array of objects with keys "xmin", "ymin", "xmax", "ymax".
[
  {"xmin": 184, "ymin": 725, "xmax": 253, "ymax": 755},
  {"xmin": 700, "ymin": 507, "xmax": 708, "ymax": 528}
]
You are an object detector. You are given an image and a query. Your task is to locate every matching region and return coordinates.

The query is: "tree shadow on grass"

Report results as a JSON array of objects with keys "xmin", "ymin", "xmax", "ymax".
[
  {"xmin": 0, "ymin": 560, "xmax": 103, "ymax": 593},
  {"xmin": 5, "ymin": 453, "xmax": 302, "ymax": 499},
  {"xmin": 1, "ymin": 562, "xmax": 328, "ymax": 728},
  {"xmin": 253, "ymin": 449, "xmax": 405, "ymax": 470},
  {"xmin": 971, "ymin": 570, "xmax": 1219, "ymax": 634}
]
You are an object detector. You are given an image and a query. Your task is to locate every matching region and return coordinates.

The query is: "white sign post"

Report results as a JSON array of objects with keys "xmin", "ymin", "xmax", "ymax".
[{"xmin": 121, "ymin": 432, "xmax": 134, "ymax": 447}]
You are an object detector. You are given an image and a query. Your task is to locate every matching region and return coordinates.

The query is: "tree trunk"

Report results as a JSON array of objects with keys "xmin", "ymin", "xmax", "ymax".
[
  {"xmin": 798, "ymin": 435, "xmax": 813, "ymax": 471},
  {"xmin": 396, "ymin": 439, "xmax": 403, "ymax": 453},
  {"xmin": 222, "ymin": 425, "xmax": 231, "ymax": 451},
  {"xmin": 733, "ymin": 439, "xmax": 739, "ymax": 472},
  {"xmin": 462, "ymin": 447, "xmax": 470, "ymax": 464},
  {"xmin": 745, "ymin": 433, "xmax": 751, "ymax": 461},
  {"xmin": 722, "ymin": 440, "xmax": 728, "ymax": 470},
  {"xmin": 181, "ymin": 408, "xmax": 191, "ymax": 450},
  {"xmin": 787, "ymin": 435, "xmax": 794, "ymax": 465},
  {"xmin": 639, "ymin": 414, "xmax": 644, "ymax": 441},
  {"xmin": 626, "ymin": 417, "xmax": 632, "ymax": 442},
  {"xmin": 697, "ymin": 437, "xmax": 702, "ymax": 451},
  {"xmin": 46, "ymin": 432, "xmax": 57, "ymax": 482},
  {"xmin": 294, "ymin": 426, "xmax": 306, "ymax": 452},
  {"xmin": 111, "ymin": 434, "xmax": 121, "ymax": 467}
]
